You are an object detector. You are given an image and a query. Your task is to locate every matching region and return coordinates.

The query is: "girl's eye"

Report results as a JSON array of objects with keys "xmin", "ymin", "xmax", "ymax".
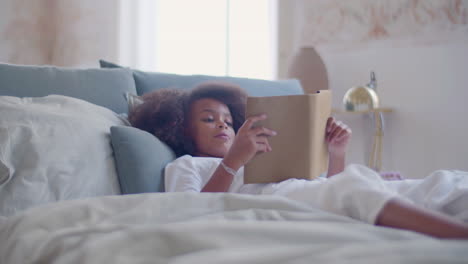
[
  {"xmin": 202, "ymin": 118, "xmax": 214, "ymax": 122},
  {"xmin": 225, "ymin": 121, "xmax": 233, "ymax": 127}
]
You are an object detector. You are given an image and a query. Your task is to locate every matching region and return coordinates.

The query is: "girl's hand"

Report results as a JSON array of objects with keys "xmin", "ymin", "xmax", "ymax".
[
  {"xmin": 223, "ymin": 114, "xmax": 277, "ymax": 170},
  {"xmin": 326, "ymin": 117, "xmax": 352, "ymax": 157}
]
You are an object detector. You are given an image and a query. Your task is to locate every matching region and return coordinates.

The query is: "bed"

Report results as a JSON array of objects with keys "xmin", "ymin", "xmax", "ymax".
[{"xmin": 0, "ymin": 61, "xmax": 467, "ymax": 264}]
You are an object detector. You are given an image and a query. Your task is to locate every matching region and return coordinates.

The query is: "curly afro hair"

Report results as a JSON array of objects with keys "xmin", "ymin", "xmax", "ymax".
[
  {"xmin": 128, "ymin": 88, "xmax": 188, "ymax": 156},
  {"xmin": 128, "ymin": 81, "xmax": 247, "ymax": 157}
]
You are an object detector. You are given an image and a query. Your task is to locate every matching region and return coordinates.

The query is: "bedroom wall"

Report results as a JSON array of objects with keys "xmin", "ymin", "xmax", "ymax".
[
  {"xmin": 1, "ymin": 0, "xmax": 466, "ymax": 179},
  {"xmin": 278, "ymin": 0, "xmax": 468, "ymax": 178},
  {"xmin": 0, "ymin": 0, "xmax": 119, "ymax": 67}
]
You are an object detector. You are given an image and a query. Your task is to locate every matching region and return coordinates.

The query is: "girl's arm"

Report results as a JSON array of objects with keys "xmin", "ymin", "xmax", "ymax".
[
  {"xmin": 201, "ymin": 159, "xmax": 239, "ymax": 192},
  {"xmin": 326, "ymin": 117, "xmax": 352, "ymax": 178},
  {"xmin": 202, "ymin": 114, "xmax": 276, "ymax": 192},
  {"xmin": 327, "ymin": 152, "xmax": 345, "ymax": 178}
]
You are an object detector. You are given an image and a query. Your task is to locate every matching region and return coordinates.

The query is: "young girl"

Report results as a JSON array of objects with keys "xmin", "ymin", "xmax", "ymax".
[{"xmin": 130, "ymin": 82, "xmax": 468, "ymax": 239}]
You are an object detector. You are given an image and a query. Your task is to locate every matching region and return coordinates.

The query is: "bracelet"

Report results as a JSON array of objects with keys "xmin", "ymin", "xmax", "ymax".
[{"xmin": 220, "ymin": 161, "xmax": 237, "ymax": 177}]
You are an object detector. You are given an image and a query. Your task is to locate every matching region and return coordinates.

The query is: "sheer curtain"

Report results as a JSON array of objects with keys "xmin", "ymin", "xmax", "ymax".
[{"xmin": 118, "ymin": 0, "xmax": 277, "ymax": 79}]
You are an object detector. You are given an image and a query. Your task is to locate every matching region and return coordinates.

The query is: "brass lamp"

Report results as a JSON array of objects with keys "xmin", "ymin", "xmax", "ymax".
[
  {"xmin": 343, "ymin": 72, "xmax": 384, "ymax": 171},
  {"xmin": 343, "ymin": 72, "xmax": 379, "ymax": 111}
]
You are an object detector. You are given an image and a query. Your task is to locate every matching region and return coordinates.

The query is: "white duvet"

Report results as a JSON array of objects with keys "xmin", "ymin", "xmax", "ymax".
[{"xmin": 1, "ymin": 192, "xmax": 467, "ymax": 264}]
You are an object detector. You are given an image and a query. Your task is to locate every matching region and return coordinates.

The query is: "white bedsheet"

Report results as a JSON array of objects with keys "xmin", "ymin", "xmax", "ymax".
[{"xmin": 1, "ymin": 192, "xmax": 467, "ymax": 264}]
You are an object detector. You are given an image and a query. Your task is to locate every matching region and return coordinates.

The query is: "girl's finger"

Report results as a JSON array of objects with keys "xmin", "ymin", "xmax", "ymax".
[
  {"xmin": 326, "ymin": 117, "xmax": 334, "ymax": 133},
  {"xmin": 242, "ymin": 114, "xmax": 267, "ymax": 130},
  {"xmin": 255, "ymin": 141, "xmax": 268, "ymax": 153},
  {"xmin": 335, "ymin": 127, "xmax": 351, "ymax": 140},
  {"xmin": 327, "ymin": 123, "xmax": 343, "ymax": 142},
  {"xmin": 265, "ymin": 141, "xmax": 273, "ymax": 152},
  {"xmin": 255, "ymin": 137, "xmax": 272, "ymax": 152},
  {"xmin": 255, "ymin": 135, "xmax": 269, "ymax": 145},
  {"xmin": 333, "ymin": 128, "xmax": 351, "ymax": 143},
  {"xmin": 251, "ymin": 126, "xmax": 277, "ymax": 137},
  {"xmin": 262, "ymin": 141, "xmax": 273, "ymax": 153},
  {"xmin": 327, "ymin": 120, "xmax": 342, "ymax": 141}
]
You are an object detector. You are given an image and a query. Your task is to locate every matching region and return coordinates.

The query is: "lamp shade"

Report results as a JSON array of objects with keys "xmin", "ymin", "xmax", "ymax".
[
  {"xmin": 343, "ymin": 86, "xmax": 380, "ymax": 111},
  {"xmin": 287, "ymin": 47, "xmax": 328, "ymax": 94}
]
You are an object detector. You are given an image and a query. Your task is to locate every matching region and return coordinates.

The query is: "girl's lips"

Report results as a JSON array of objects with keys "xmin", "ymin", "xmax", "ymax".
[{"xmin": 215, "ymin": 133, "xmax": 230, "ymax": 140}]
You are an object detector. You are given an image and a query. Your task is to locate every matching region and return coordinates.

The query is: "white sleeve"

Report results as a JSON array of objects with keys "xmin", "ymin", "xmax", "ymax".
[{"xmin": 164, "ymin": 156, "xmax": 203, "ymax": 193}]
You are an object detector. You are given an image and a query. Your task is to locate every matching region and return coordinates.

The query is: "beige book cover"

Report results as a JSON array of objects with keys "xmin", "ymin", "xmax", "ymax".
[{"xmin": 244, "ymin": 90, "xmax": 332, "ymax": 184}]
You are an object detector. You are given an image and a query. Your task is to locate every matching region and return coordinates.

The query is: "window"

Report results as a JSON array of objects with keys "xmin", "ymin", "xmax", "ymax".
[{"xmin": 119, "ymin": 0, "xmax": 277, "ymax": 79}]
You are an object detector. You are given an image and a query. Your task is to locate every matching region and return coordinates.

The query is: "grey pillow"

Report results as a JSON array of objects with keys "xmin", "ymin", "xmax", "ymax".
[
  {"xmin": 99, "ymin": 60, "xmax": 304, "ymax": 96},
  {"xmin": 0, "ymin": 62, "xmax": 137, "ymax": 114},
  {"xmin": 110, "ymin": 126, "xmax": 176, "ymax": 194}
]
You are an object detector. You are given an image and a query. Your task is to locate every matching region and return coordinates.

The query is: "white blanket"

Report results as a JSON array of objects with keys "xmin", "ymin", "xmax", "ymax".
[{"xmin": 1, "ymin": 192, "xmax": 467, "ymax": 264}]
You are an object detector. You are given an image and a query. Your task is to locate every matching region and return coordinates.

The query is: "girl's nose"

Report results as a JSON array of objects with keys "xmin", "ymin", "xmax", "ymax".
[{"xmin": 218, "ymin": 122, "xmax": 227, "ymax": 129}]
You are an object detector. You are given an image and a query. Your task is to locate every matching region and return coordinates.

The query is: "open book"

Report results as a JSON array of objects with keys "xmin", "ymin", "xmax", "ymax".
[{"xmin": 244, "ymin": 90, "xmax": 332, "ymax": 184}]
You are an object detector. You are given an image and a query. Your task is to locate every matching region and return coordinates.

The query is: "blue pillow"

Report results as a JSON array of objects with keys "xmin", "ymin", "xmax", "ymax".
[
  {"xmin": 110, "ymin": 126, "xmax": 176, "ymax": 193},
  {"xmin": 99, "ymin": 60, "xmax": 304, "ymax": 96},
  {"xmin": 0, "ymin": 62, "xmax": 137, "ymax": 114}
]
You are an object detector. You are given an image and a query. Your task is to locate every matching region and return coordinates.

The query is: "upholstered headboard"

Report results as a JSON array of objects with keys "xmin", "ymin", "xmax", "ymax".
[
  {"xmin": 0, "ymin": 63, "xmax": 136, "ymax": 114},
  {"xmin": 99, "ymin": 60, "xmax": 304, "ymax": 97}
]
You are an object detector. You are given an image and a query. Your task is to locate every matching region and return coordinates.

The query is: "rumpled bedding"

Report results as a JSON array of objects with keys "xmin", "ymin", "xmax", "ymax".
[
  {"xmin": 0, "ymin": 95, "xmax": 124, "ymax": 217},
  {"xmin": 1, "ymin": 192, "xmax": 467, "ymax": 264}
]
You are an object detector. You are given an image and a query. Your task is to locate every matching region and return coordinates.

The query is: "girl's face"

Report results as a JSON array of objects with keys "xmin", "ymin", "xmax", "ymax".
[{"xmin": 188, "ymin": 98, "xmax": 235, "ymax": 157}]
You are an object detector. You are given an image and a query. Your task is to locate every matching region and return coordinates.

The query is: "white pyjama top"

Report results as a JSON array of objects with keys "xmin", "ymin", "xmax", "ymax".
[{"xmin": 165, "ymin": 155, "xmax": 468, "ymax": 224}]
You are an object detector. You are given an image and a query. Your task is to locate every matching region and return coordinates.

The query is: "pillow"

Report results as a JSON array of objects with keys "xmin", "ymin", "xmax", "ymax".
[
  {"xmin": 0, "ymin": 95, "xmax": 126, "ymax": 217},
  {"xmin": 99, "ymin": 60, "xmax": 304, "ymax": 96},
  {"xmin": 0, "ymin": 62, "xmax": 137, "ymax": 114},
  {"xmin": 110, "ymin": 126, "xmax": 176, "ymax": 194},
  {"xmin": 124, "ymin": 92, "xmax": 144, "ymax": 114},
  {"xmin": 0, "ymin": 159, "xmax": 9, "ymax": 186}
]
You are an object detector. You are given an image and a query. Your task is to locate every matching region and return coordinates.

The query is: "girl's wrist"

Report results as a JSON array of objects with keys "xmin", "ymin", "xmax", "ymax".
[
  {"xmin": 328, "ymin": 153, "xmax": 346, "ymax": 162},
  {"xmin": 329, "ymin": 151, "xmax": 346, "ymax": 159},
  {"xmin": 222, "ymin": 156, "xmax": 243, "ymax": 172},
  {"xmin": 220, "ymin": 161, "xmax": 237, "ymax": 177}
]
